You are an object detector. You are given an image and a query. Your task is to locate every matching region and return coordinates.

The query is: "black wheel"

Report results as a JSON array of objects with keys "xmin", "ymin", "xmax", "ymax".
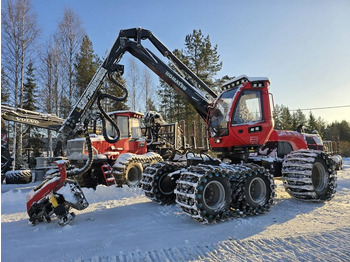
[
  {"xmin": 125, "ymin": 162, "xmax": 143, "ymax": 187},
  {"xmin": 312, "ymin": 159, "xmax": 329, "ymax": 196},
  {"xmin": 142, "ymin": 162, "xmax": 182, "ymax": 204},
  {"xmin": 197, "ymin": 176, "xmax": 232, "ymax": 217},
  {"xmin": 231, "ymin": 167, "xmax": 274, "ymax": 215},
  {"xmin": 282, "ymin": 150, "xmax": 337, "ymax": 201},
  {"xmin": 158, "ymin": 172, "xmax": 177, "ymax": 197},
  {"xmin": 5, "ymin": 170, "xmax": 32, "ymax": 184},
  {"xmin": 244, "ymin": 173, "xmax": 272, "ymax": 208}
]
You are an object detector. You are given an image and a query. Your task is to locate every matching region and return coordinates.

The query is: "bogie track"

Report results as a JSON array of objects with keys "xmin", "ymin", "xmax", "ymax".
[{"xmin": 174, "ymin": 163, "xmax": 276, "ymax": 223}]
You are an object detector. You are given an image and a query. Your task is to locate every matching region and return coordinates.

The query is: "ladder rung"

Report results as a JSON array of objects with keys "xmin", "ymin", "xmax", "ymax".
[{"xmin": 101, "ymin": 163, "xmax": 116, "ymax": 186}]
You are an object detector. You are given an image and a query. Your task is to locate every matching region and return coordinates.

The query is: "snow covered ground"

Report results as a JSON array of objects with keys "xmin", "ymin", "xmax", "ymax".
[{"xmin": 2, "ymin": 158, "xmax": 350, "ymax": 262}]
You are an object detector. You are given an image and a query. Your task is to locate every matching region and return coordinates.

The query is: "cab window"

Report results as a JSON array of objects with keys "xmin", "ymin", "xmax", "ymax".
[
  {"xmin": 130, "ymin": 118, "xmax": 142, "ymax": 139},
  {"xmin": 107, "ymin": 116, "xmax": 129, "ymax": 139},
  {"xmin": 232, "ymin": 90, "xmax": 263, "ymax": 125}
]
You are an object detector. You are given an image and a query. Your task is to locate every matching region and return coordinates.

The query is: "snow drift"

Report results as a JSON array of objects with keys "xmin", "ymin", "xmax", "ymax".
[{"xmin": 1, "ymin": 159, "xmax": 350, "ymax": 261}]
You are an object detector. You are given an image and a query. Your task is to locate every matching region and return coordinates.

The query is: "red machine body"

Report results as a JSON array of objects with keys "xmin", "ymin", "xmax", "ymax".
[
  {"xmin": 207, "ymin": 76, "xmax": 274, "ymax": 158},
  {"xmin": 67, "ymin": 111, "xmax": 147, "ymax": 162},
  {"xmin": 26, "ymin": 160, "xmax": 68, "ymax": 213},
  {"xmin": 102, "ymin": 111, "xmax": 147, "ymax": 159},
  {"xmin": 268, "ymin": 130, "xmax": 308, "ymax": 151}
]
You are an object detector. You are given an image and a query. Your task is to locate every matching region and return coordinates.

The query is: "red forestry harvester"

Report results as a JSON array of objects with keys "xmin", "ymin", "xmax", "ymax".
[
  {"xmin": 19, "ymin": 27, "xmax": 337, "ymax": 225},
  {"xmin": 65, "ymin": 110, "xmax": 181, "ymax": 188}
]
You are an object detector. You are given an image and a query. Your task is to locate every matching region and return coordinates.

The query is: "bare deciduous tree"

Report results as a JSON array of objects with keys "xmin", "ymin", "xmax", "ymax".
[
  {"xmin": 144, "ymin": 67, "xmax": 150, "ymax": 111},
  {"xmin": 55, "ymin": 7, "xmax": 84, "ymax": 117},
  {"xmin": 143, "ymin": 67, "xmax": 157, "ymax": 112},
  {"xmin": 1, "ymin": 0, "xmax": 40, "ymax": 168},
  {"xmin": 128, "ymin": 58, "xmax": 139, "ymax": 111},
  {"xmin": 38, "ymin": 40, "xmax": 61, "ymax": 156}
]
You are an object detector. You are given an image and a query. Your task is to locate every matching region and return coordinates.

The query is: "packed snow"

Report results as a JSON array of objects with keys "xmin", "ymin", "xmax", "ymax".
[{"xmin": 1, "ymin": 159, "xmax": 350, "ymax": 261}]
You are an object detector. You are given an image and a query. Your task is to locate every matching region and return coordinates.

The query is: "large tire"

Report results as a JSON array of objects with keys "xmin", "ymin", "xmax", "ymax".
[
  {"xmin": 175, "ymin": 164, "xmax": 275, "ymax": 223},
  {"xmin": 124, "ymin": 161, "xmax": 143, "ymax": 187},
  {"xmin": 230, "ymin": 164, "xmax": 275, "ymax": 216},
  {"xmin": 113, "ymin": 153, "xmax": 163, "ymax": 187},
  {"xmin": 5, "ymin": 170, "xmax": 32, "ymax": 184},
  {"xmin": 196, "ymin": 175, "xmax": 232, "ymax": 219},
  {"xmin": 282, "ymin": 149, "xmax": 337, "ymax": 201},
  {"xmin": 175, "ymin": 165, "xmax": 233, "ymax": 223},
  {"xmin": 141, "ymin": 161, "xmax": 184, "ymax": 204}
]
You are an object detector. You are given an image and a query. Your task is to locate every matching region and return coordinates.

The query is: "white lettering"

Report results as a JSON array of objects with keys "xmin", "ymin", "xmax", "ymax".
[
  {"xmin": 76, "ymin": 67, "xmax": 108, "ymax": 110},
  {"xmin": 165, "ymin": 71, "xmax": 187, "ymax": 91},
  {"xmin": 15, "ymin": 117, "xmax": 40, "ymax": 125}
]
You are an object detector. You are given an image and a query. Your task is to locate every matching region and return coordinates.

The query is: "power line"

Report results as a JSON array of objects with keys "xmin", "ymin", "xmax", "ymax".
[{"xmin": 289, "ymin": 105, "xmax": 350, "ymax": 112}]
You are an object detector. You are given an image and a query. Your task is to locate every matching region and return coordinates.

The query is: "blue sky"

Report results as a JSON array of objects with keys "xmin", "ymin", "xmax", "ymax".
[{"xmin": 19, "ymin": 0, "xmax": 350, "ymax": 122}]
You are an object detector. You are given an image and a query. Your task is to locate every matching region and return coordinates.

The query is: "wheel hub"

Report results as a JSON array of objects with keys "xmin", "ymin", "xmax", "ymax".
[
  {"xmin": 203, "ymin": 181, "xmax": 225, "ymax": 211},
  {"xmin": 248, "ymin": 177, "xmax": 267, "ymax": 206},
  {"xmin": 312, "ymin": 162, "xmax": 329, "ymax": 194},
  {"xmin": 127, "ymin": 166, "xmax": 141, "ymax": 186},
  {"xmin": 159, "ymin": 175, "xmax": 176, "ymax": 195}
]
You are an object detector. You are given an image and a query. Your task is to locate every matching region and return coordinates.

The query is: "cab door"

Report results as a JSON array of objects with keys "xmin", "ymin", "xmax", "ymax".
[{"xmin": 229, "ymin": 87, "xmax": 274, "ymax": 147}]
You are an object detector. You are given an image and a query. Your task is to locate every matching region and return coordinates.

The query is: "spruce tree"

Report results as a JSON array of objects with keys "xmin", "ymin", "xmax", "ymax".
[
  {"xmin": 306, "ymin": 111, "xmax": 318, "ymax": 133},
  {"xmin": 74, "ymin": 35, "xmax": 100, "ymax": 98},
  {"xmin": 1, "ymin": 68, "xmax": 11, "ymax": 104},
  {"xmin": 23, "ymin": 61, "xmax": 42, "ymax": 160},
  {"xmin": 23, "ymin": 61, "xmax": 38, "ymax": 112}
]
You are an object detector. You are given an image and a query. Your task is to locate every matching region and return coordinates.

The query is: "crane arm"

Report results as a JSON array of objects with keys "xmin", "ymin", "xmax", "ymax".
[
  {"xmin": 1, "ymin": 105, "xmax": 63, "ymax": 131},
  {"xmin": 55, "ymin": 27, "xmax": 217, "ymax": 153}
]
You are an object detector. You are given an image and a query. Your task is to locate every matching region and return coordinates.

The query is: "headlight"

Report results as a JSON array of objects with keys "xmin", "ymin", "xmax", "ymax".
[{"xmin": 214, "ymin": 138, "xmax": 221, "ymax": 144}]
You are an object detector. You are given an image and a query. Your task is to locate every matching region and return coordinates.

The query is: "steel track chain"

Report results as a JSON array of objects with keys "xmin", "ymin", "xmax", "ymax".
[
  {"xmin": 113, "ymin": 153, "xmax": 163, "ymax": 186},
  {"xmin": 282, "ymin": 149, "xmax": 337, "ymax": 201},
  {"xmin": 141, "ymin": 161, "xmax": 186, "ymax": 204},
  {"xmin": 175, "ymin": 163, "xmax": 276, "ymax": 223}
]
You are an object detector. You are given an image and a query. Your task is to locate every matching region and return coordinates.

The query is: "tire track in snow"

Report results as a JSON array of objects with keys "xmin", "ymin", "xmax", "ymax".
[{"xmin": 75, "ymin": 227, "xmax": 350, "ymax": 262}]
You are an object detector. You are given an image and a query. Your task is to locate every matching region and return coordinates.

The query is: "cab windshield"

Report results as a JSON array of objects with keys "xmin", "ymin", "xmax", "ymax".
[
  {"xmin": 209, "ymin": 88, "xmax": 238, "ymax": 137},
  {"xmin": 107, "ymin": 115, "xmax": 129, "ymax": 139}
]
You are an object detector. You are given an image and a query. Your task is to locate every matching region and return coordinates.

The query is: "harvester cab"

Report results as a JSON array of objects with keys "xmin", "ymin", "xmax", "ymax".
[
  {"xmin": 105, "ymin": 111, "xmax": 146, "ymax": 157},
  {"xmin": 208, "ymin": 75, "xmax": 275, "ymax": 160}
]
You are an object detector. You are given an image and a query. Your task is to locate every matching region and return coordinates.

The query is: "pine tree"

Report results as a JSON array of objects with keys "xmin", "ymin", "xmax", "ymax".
[
  {"xmin": 276, "ymin": 105, "xmax": 293, "ymax": 130},
  {"xmin": 339, "ymin": 120, "xmax": 350, "ymax": 141},
  {"xmin": 274, "ymin": 104, "xmax": 283, "ymax": 130},
  {"xmin": 291, "ymin": 109, "xmax": 306, "ymax": 131},
  {"xmin": 184, "ymin": 29, "xmax": 222, "ymax": 85}
]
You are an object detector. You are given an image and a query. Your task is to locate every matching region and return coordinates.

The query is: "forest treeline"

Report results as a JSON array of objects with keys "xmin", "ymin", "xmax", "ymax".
[{"xmin": 2, "ymin": 0, "xmax": 350, "ymax": 167}]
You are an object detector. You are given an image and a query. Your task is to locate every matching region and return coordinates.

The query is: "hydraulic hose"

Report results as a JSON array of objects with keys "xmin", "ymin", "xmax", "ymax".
[
  {"xmin": 97, "ymin": 72, "xmax": 128, "ymax": 144},
  {"xmin": 67, "ymin": 129, "xmax": 94, "ymax": 177}
]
